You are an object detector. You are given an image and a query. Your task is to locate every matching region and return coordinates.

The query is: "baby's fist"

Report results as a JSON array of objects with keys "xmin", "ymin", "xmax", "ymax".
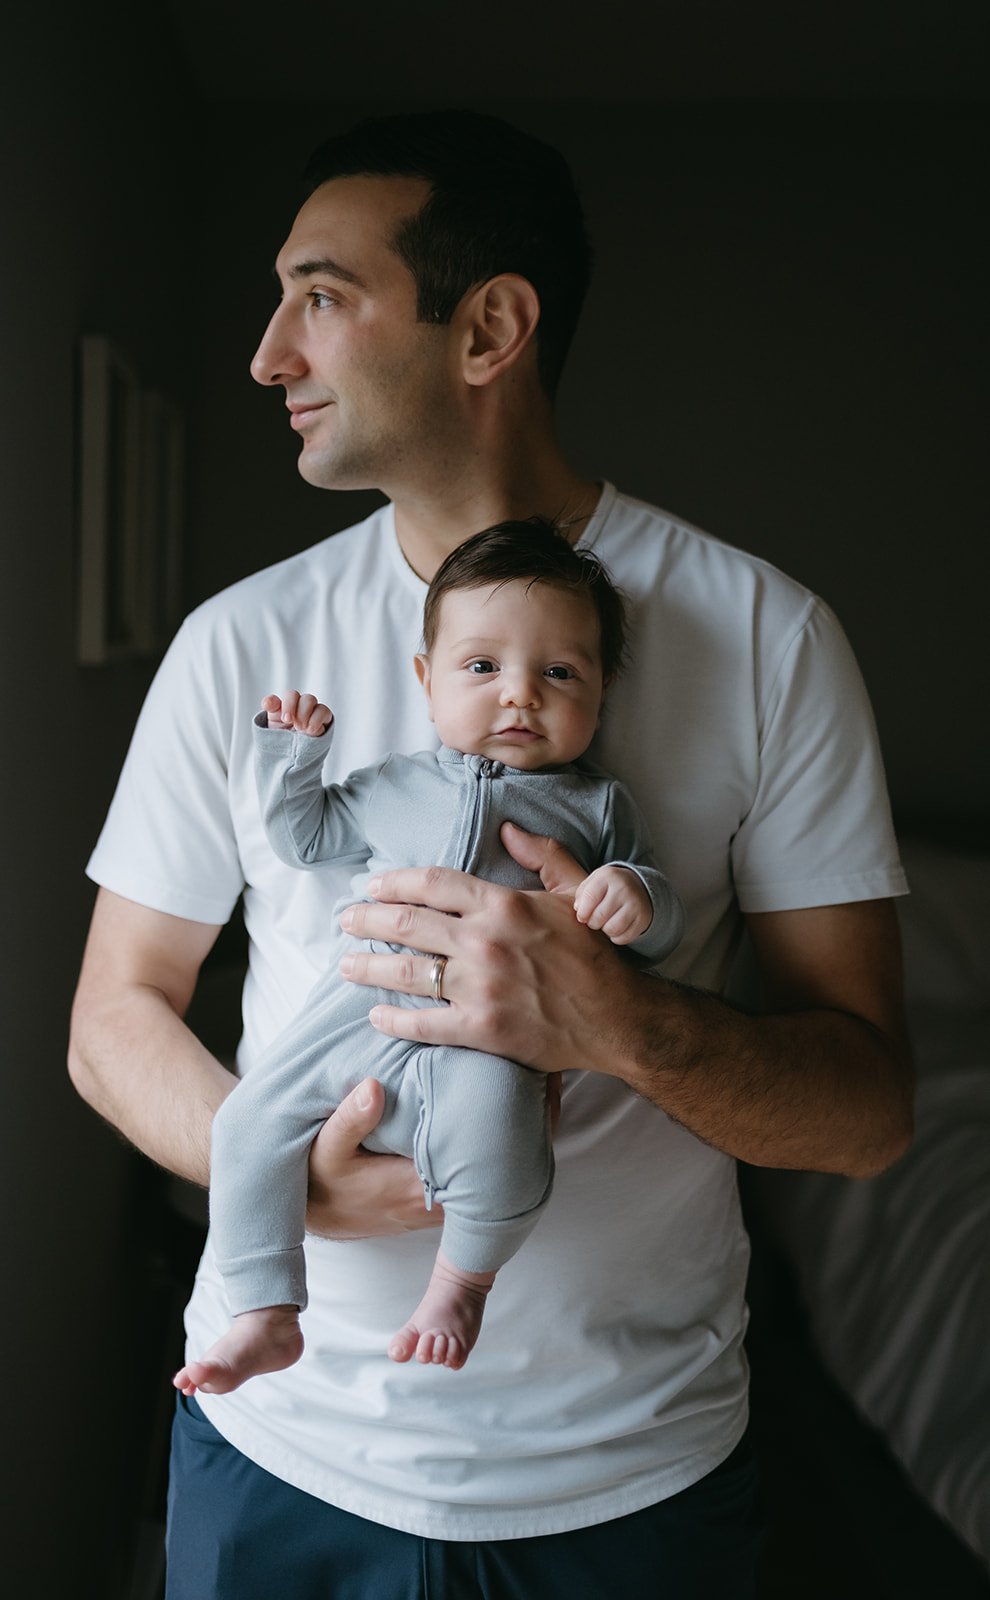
[
  {"xmin": 572, "ymin": 865, "xmax": 653, "ymax": 946},
  {"xmin": 261, "ymin": 690, "xmax": 332, "ymax": 737}
]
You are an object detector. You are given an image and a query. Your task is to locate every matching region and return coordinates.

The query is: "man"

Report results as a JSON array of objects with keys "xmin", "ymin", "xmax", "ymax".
[{"xmin": 69, "ymin": 110, "xmax": 912, "ymax": 1599}]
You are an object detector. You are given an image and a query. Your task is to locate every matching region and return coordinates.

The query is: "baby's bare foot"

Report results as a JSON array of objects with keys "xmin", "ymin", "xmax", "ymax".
[
  {"xmin": 388, "ymin": 1251, "xmax": 496, "ymax": 1371},
  {"xmin": 173, "ymin": 1305, "xmax": 303, "ymax": 1396}
]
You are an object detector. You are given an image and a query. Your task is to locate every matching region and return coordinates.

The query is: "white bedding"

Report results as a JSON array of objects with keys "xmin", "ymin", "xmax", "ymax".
[{"xmin": 751, "ymin": 842, "xmax": 990, "ymax": 1566}]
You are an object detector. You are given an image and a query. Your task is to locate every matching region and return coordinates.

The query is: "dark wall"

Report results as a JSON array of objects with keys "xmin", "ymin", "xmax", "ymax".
[
  {"xmin": 1, "ymin": 9, "xmax": 196, "ymax": 1596},
  {"xmin": 185, "ymin": 99, "xmax": 988, "ymax": 831}
]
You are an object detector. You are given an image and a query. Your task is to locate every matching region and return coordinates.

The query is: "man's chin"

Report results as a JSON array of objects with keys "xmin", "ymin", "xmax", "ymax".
[
  {"xmin": 296, "ymin": 448, "xmax": 373, "ymax": 494},
  {"xmin": 296, "ymin": 452, "xmax": 332, "ymax": 489},
  {"xmin": 295, "ymin": 438, "xmax": 385, "ymax": 492}
]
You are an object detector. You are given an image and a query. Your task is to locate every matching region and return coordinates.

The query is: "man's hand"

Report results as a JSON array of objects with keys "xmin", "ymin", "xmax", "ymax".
[
  {"xmin": 337, "ymin": 821, "xmax": 633, "ymax": 1073},
  {"xmin": 336, "ymin": 823, "xmax": 913, "ymax": 1178},
  {"xmin": 306, "ymin": 1079, "xmax": 441, "ymax": 1239}
]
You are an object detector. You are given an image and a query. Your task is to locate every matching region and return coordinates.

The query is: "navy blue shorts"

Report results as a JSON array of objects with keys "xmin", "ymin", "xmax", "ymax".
[{"xmin": 166, "ymin": 1393, "xmax": 761, "ymax": 1599}]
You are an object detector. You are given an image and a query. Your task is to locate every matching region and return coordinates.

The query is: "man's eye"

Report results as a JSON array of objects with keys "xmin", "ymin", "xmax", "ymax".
[
  {"xmin": 467, "ymin": 660, "xmax": 496, "ymax": 674},
  {"xmin": 309, "ymin": 290, "xmax": 337, "ymax": 310},
  {"xmin": 544, "ymin": 665, "xmax": 574, "ymax": 680}
]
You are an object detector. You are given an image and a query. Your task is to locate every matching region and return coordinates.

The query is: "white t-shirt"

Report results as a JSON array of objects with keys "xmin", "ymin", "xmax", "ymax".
[{"xmin": 88, "ymin": 483, "xmax": 907, "ymax": 1538}]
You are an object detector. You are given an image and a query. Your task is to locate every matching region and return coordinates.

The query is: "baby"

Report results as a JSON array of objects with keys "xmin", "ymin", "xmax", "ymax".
[{"xmin": 174, "ymin": 519, "xmax": 683, "ymax": 1396}]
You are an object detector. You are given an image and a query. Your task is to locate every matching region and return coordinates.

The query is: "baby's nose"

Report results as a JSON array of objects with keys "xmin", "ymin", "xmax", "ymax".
[{"xmin": 500, "ymin": 672, "xmax": 541, "ymax": 707}]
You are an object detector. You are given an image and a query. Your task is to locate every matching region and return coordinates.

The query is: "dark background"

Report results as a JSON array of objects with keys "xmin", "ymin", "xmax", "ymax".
[{"xmin": 1, "ymin": 2, "xmax": 986, "ymax": 1594}]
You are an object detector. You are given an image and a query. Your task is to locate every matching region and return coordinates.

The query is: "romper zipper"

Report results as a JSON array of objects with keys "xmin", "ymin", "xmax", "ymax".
[{"xmin": 459, "ymin": 757, "xmax": 500, "ymax": 872}]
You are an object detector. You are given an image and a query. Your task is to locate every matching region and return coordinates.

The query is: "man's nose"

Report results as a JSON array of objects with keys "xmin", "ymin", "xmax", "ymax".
[{"xmin": 250, "ymin": 304, "xmax": 306, "ymax": 387}]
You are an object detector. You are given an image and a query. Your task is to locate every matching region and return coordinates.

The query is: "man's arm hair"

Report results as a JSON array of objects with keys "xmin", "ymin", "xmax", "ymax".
[{"xmin": 617, "ymin": 899, "xmax": 913, "ymax": 1177}]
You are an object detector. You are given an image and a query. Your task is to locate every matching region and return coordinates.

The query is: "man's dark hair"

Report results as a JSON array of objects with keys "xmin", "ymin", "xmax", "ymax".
[
  {"xmin": 422, "ymin": 519, "xmax": 628, "ymax": 682},
  {"xmin": 304, "ymin": 110, "xmax": 592, "ymax": 398}
]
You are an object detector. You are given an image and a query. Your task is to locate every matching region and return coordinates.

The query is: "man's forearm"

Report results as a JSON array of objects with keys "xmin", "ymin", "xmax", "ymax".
[
  {"xmin": 339, "ymin": 866, "xmax": 913, "ymax": 1179},
  {"xmin": 68, "ymin": 980, "xmax": 234, "ymax": 1187},
  {"xmin": 68, "ymin": 890, "xmax": 233, "ymax": 1185},
  {"xmin": 327, "ymin": 852, "xmax": 914, "ymax": 1181},
  {"xmin": 608, "ymin": 971, "xmax": 913, "ymax": 1178},
  {"xmin": 68, "ymin": 891, "xmax": 434, "ymax": 1238}
]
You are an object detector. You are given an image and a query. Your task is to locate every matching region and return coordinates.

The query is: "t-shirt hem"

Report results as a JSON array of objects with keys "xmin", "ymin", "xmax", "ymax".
[
  {"xmin": 192, "ymin": 1394, "xmax": 750, "ymax": 1540},
  {"xmin": 735, "ymin": 866, "xmax": 908, "ymax": 914}
]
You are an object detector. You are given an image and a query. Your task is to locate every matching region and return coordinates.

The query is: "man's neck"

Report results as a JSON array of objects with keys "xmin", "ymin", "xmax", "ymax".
[{"xmin": 391, "ymin": 456, "xmax": 602, "ymax": 582}]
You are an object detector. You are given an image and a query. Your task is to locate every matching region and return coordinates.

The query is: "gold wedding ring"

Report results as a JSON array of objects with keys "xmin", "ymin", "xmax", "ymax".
[{"xmin": 429, "ymin": 953, "xmax": 449, "ymax": 1005}]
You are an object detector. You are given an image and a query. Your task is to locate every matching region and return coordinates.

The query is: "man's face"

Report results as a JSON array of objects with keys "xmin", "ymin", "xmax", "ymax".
[
  {"xmin": 416, "ymin": 580, "xmax": 606, "ymax": 770},
  {"xmin": 251, "ymin": 175, "xmax": 458, "ymax": 492}
]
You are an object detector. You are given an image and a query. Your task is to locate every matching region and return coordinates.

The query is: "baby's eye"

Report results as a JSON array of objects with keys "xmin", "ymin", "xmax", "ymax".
[
  {"xmin": 544, "ymin": 665, "xmax": 574, "ymax": 681},
  {"xmin": 467, "ymin": 660, "xmax": 496, "ymax": 675}
]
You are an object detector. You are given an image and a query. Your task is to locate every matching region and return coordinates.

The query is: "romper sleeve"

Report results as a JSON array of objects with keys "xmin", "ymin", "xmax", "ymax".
[
  {"xmin": 599, "ymin": 779, "xmax": 685, "ymax": 965},
  {"xmin": 253, "ymin": 714, "xmax": 381, "ymax": 871}
]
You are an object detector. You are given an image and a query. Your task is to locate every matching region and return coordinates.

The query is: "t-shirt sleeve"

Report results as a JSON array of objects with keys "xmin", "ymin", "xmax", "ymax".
[
  {"xmin": 731, "ymin": 598, "xmax": 907, "ymax": 913},
  {"xmin": 86, "ymin": 614, "xmax": 244, "ymax": 925}
]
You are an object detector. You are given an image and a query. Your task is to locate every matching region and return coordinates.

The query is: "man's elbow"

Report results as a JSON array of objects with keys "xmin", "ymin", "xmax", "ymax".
[
  {"xmin": 852, "ymin": 1073, "xmax": 915, "ymax": 1179},
  {"xmin": 67, "ymin": 1025, "xmax": 94, "ymax": 1104},
  {"xmin": 67, "ymin": 992, "xmax": 106, "ymax": 1111}
]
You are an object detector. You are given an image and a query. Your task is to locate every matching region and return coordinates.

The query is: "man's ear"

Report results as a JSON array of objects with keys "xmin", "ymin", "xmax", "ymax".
[
  {"xmin": 414, "ymin": 653, "xmax": 434, "ymax": 720},
  {"xmin": 457, "ymin": 274, "xmax": 541, "ymax": 388}
]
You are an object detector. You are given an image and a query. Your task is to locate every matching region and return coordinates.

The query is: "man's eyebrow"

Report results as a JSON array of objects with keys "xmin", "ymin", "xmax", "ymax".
[{"xmin": 277, "ymin": 257, "xmax": 368, "ymax": 289}]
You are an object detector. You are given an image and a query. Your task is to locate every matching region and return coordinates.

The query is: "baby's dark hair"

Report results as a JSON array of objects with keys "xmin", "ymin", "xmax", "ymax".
[{"xmin": 422, "ymin": 518, "xmax": 628, "ymax": 681}]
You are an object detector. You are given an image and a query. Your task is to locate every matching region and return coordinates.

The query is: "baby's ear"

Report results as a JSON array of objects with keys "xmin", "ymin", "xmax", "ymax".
[{"xmin": 414, "ymin": 654, "xmax": 434, "ymax": 719}]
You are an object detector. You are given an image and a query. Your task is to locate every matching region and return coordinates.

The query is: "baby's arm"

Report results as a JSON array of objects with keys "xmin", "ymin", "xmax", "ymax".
[
  {"xmin": 254, "ymin": 692, "xmax": 379, "ymax": 870},
  {"xmin": 577, "ymin": 778, "xmax": 685, "ymax": 964},
  {"xmin": 573, "ymin": 866, "xmax": 654, "ymax": 946},
  {"xmin": 262, "ymin": 690, "xmax": 332, "ymax": 737}
]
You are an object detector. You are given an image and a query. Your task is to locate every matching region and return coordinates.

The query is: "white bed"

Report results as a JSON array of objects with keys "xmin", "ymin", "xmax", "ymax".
[{"xmin": 748, "ymin": 840, "xmax": 990, "ymax": 1568}]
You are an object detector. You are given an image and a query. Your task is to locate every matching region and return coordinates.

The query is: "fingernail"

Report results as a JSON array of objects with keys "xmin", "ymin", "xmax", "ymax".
[
  {"xmin": 367, "ymin": 877, "xmax": 382, "ymax": 895},
  {"xmin": 339, "ymin": 956, "xmax": 354, "ymax": 976},
  {"xmin": 339, "ymin": 909, "xmax": 353, "ymax": 929},
  {"xmin": 369, "ymin": 1007, "xmax": 383, "ymax": 1029},
  {"xmin": 356, "ymin": 1081, "xmax": 373, "ymax": 1110}
]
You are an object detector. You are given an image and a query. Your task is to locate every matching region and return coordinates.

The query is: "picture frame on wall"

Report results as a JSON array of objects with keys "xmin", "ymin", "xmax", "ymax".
[{"xmin": 76, "ymin": 335, "xmax": 184, "ymax": 664}]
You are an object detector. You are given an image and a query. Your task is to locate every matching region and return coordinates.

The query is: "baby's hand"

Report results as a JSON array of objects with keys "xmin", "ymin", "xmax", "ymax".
[
  {"xmin": 261, "ymin": 691, "xmax": 333, "ymax": 737},
  {"xmin": 572, "ymin": 865, "xmax": 653, "ymax": 946}
]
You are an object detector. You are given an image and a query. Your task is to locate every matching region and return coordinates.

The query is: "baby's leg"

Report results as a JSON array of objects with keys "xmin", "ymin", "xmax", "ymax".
[
  {"xmin": 387, "ymin": 1253, "xmax": 497, "ymax": 1370},
  {"xmin": 386, "ymin": 1046, "xmax": 553, "ymax": 1370},
  {"xmin": 173, "ymin": 1305, "xmax": 303, "ymax": 1396},
  {"xmin": 180, "ymin": 976, "xmax": 382, "ymax": 1391}
]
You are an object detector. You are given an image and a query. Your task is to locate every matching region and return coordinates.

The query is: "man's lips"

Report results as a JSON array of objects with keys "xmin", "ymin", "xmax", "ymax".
[{"xmin": 287, "ymin": 401, "xmax": 331, "ymax": 431}]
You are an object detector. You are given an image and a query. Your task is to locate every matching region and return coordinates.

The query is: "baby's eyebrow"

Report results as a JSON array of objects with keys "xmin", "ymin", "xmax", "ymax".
[
  {"xmin": 450, "ymin": 636, "xmax": 598, "ymax": 666},
  {"xmin": 550, "ymin": 643, "xmax": 598, "ymax": 665},
  {"xmin": 448, "ymin": 636, "xmax": 498, "ymax": 653}
]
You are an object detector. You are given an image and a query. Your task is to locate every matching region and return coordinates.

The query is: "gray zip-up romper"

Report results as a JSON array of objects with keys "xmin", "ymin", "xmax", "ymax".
[{"xmin": 210, "ymin": 722, "xmax": 684, "ymax": 1316}]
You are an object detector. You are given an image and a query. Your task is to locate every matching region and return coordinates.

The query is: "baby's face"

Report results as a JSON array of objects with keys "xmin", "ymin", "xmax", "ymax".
[{"xmin": 416, "ymin": 580, "xmax": 606, "ymax": 769}]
